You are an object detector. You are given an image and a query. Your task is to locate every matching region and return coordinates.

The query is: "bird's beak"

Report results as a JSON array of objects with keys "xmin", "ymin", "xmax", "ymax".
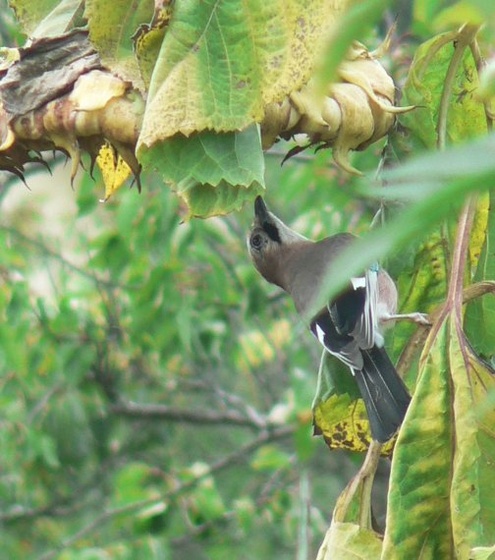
[{"xmin": 254, "ymin": 196, "xmax": 270, "ymax": 223}]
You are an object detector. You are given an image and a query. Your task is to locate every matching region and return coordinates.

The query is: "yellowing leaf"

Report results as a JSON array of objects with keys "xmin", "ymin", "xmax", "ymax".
[
  {"xmin": 133, "ymin": 1, "xmax": 173, "ymax": 90},
  {"xmin": 470, "ymin": 546, "xmax": 495, "ymax": 560},
  {"xmin": 96, "ymin": 143, "xmax": 132, "ymax": 200},
  {"xmin": 312, "ymin": 353, "xmax": 397, "ymax": 455},
  {"xmin": 11, "ymin": 0, "xmax": 84, "ymax": 37},
  {"xmin": 468, "ymin": 193, "xmax": 490, "ymax": 278},
  {"xmin": 383, "ymin": 320, "xmax": 454, "ymax": 559},
  {"xmin": 317, "ymin": 522, "xmax": 382, "ymax": 560},
  {"xmin": 138, "ymin": 0, "xmax": 348, "ymax": 147},
  {"xmin": 86, "ymin": 0, "xmax": 154, "ymax": 90},
  {"xmin": 450, "ymin": 323, "xmax": 495, "ymax": 553},
  {"xmin": 383, "ymin": 303, "xmax": 495, "ymax": 558},
  {"xmin": 0, "ymin": 48, "xmax": 21, "ymax": 72},
  {"xmin": 313, "ymin": 393, "xmax": 394, "ymax": 455}
]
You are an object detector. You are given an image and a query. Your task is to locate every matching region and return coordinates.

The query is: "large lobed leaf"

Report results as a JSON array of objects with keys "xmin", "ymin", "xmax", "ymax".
[
  {"xmin": 136, "ymin": 0, "xmax": 346, "ymax": 143},
  {"xmin": 86, "ymin": 0, "xmax": 347, "ymax": 208},
  {"xmin": 135, "ymin": 0, "xmax": 347, "ymax": 216},
  {"xmin": 383, "ymin": 312, "xmax": 495, "ymax": 558},
  {"xmin": 7, "ymin": 0, "xmax": 356, "ymax": 216},
  {"xmin": 382, "ymin": 320, "xmax": 454, "ymax": 559},
  {"xmin": 139, "ymin": 125, "xmax": 265, "ymax": 218}
]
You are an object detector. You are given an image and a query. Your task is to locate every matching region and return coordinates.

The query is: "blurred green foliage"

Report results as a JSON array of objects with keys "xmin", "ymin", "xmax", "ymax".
[
  {"xmin": 1, "ymin": 0, "xmax": 495, "ymax": 559},
  {"xmin": 0, "ymin": 149, "xmax": 367, "ymax": 558}
]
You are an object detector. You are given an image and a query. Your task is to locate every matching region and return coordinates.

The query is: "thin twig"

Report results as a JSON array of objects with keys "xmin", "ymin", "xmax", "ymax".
[
  {"xmin": 27, "ymin": 383, "xmax": 65, "ymax": 424},
  {"xmin": 214, "ymin": 387, "xmax": 268, "ymax": 428}
]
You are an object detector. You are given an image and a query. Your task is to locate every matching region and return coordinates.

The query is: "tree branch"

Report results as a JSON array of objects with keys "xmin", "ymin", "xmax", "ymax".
[{"xmin": 110, "ymin": 400, "xmax": 269, "ymax": 429}]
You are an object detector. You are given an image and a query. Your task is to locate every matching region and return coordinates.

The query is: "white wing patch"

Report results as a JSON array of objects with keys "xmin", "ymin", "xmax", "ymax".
[
  {"xmin": 315, "ymin": 323, "xmax": 326, "ymax": 347},
  {"xmin": 351, "ymin": 276, "xmax": 366, "ymax": 290}
]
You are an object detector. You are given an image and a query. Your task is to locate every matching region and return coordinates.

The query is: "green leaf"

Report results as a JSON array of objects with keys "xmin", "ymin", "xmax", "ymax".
[
  {"xmin": 38, "ymin": 434, "xmax": 60, "ymax": 469},
  {"xmin": 458, "ymin": 334, "xmax": 495, "ymax": 546},
  {"xmin": 401, "ymin": 28, "xmax": 487, "ymax": 149},
  {"xmin": 394, "ymin": 229, "xmax": 448, "ymax": 317},
  {"xmin": 138, "ymin": 0, "xmax": 347, "ymax": 146},
  {"xmin": 178, "ymin": 179, "xmax": 264, "ymax": 219},
  {"xmin": 85, "ymin": 0, "xmax": 153, "ymax": 89},
  {"xmin": 234, "ymin": 497, "xmax": 256, "ymax": 534},
  {"xmin": 31, "ymin": 0, "xmax": 84, "ymax": 38},
  {"xmin": 468, "ymin": 193, "xmax": 490, "ymax": 277},
  {"xmin": 470, "ymin": 546, "xmax": 495, "ymax": 560},
  {"xmin": 140, "ymin": 126, "xmax": 264, "ymax": 187},
  {"xmin": 382, "ymin": 321, "xmax": 454, "ymax": 559},
  {"xmin": 113, "ymin": 462, "xmax": 154, "ymax": 506},
  {"xmin": 139, "ymin": 126, "xmax": 265, "ymax": 218},
  {"xmin": 390, "ymin": 227, "xmax": 448, "ymax": 371},
  {"xmin": 180, "ymin": 464, "xmax": 226, "ymax": 524},
  {"xmin": 465, "ymin": 191, "xmax": 495, "ymax": 359},
  {"xmin": 9, "ymin": 0, "xmax": 77, "ymax": 36},
  {"xmin": 449, "ymin": 323, "xmax": 495, "ymax": 555}
]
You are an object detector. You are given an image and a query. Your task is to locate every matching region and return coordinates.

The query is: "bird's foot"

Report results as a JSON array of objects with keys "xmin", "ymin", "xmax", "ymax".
[{"xmin": 383, "ymin": 312, "xmax": 431, "ymax": 326}]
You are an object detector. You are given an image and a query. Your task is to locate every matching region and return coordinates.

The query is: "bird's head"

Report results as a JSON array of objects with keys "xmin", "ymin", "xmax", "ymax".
[{"xmin": 248, "ymin": 196, "xmax": 307, "ymax": 288}]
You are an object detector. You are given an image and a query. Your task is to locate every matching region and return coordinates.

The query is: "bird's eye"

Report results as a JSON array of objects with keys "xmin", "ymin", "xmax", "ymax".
[{"xmin": 250, "ymin": 233, "xmax": 264, "ymax": 250}]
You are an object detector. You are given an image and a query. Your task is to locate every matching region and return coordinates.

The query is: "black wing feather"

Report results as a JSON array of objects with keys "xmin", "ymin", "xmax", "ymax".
[
  {"xmin": 310, "ymin": 307, "xmax": 410, "ymax": 442},
  {"xmin": 329, "ymin": 285, "xmax": 366, "ymax": 335}
]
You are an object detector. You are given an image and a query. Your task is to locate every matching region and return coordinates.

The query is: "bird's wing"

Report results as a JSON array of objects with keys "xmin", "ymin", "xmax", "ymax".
[
  {"xmin": 328, "ymin": 266, "xmax": 380, "ymax": 350},
  {"xmin": 310, "ymin": 308, "xmax": 364, "ymax": 371}
]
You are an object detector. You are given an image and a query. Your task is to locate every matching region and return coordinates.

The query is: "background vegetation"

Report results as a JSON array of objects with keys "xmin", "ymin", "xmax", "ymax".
[{"xmin": 1, "ymin": 1, "xmax": 495, "ymax": 559}]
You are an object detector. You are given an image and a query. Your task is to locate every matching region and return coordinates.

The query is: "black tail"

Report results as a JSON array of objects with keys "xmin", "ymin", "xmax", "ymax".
[{"xmin": 354, "ymin": 346, "xmax": 411, "ymax": 442}]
